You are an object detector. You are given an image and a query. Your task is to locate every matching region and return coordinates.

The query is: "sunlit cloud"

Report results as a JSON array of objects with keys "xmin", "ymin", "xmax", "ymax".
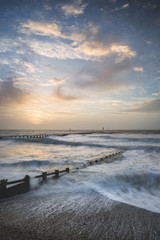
[
  {"xmin": 112, "ymin": 3, "xmax": 129, "ymax": 12},
  {"xmin": 110, "ymin": 44, "xmax": 136, "ymax": 62},
  {"xmin": 19, "ymin": 20, "xmax": 86, "ymax": 44},
  {"xmin": 77, "ymin": 41, "xmax": 136, "ymax": 62},
  {"xmin": 68, "ymin": 32, "xmax": 86, "ymax": 42},
  {"xmin": 48, "ymin": 78, "xmax": 65, "ymax": 85},
  {"xmin": 19, "ymin": 21, "xmax": 61, "ymax": 37},
  {"xmin": 152, "ymin": 92, "xmax": 160, "ymax": 96},
  {"xmin": 61, "ymin": 1, "xmax": 87, "ymax": 16},
  {"xmin": 122, "ymin": 3, "xmax": 129, "ymax": 9},
  {"xmin": 133, "ymin": 67, "xmax": 144, "ymax": 72}
]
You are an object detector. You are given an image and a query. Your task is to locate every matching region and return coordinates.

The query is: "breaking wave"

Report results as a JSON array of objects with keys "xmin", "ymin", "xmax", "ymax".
[{"xmin": 0, "ymin": 160, "xmax": 52, "ymax": 168}]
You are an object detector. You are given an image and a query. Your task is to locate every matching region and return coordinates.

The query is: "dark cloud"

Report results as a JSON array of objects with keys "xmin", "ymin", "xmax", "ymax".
[
  {"xmin": 76, "ymin": 62, "xmax": 132, "ymax": 93},
  {"xmin": 0, "ymin": 79, "xmax": 30, "ymax": 105},
  {"xmin": 55, "ymin": 86, "xmax": 82, "ymax": 101}
]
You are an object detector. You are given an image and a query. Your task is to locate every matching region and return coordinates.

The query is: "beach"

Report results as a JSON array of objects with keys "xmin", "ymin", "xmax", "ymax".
[{"xmin": 0, "ymin": 190, "xmax": 160, "ymax": 240}]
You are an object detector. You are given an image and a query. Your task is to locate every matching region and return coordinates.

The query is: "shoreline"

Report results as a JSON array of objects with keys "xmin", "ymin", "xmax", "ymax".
[{"xmin": 0, "ymin": 191, "xmax": 160, "ymax": 240}]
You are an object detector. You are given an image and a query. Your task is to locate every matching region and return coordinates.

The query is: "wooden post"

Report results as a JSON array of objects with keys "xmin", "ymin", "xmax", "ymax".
[
  {"xmin": 66, "ymin": 168, "xmax": 70, "ymax": 173},
  {"xmin": 24, "ymin": 175, "xmax": 30, "ymax": 190},
  {"xmin": 42, "ymin": 172, "xmax": 47, "ymax": 181},
  {"xmin": 0, "ymin": 179, "xmax": 7, "ymax": 191},
  {"xmin": 55, "ymin": 170, "xmax": 59, "ymax": 178}
]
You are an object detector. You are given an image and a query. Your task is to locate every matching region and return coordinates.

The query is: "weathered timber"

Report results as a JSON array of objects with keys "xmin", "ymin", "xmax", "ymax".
[
  {"xmin": 0, "ymin": 175, "xmax": 30, "ymax": 199},
  {"xmin": 35, "ymin": 168, "xmax": 70, "ymax": 180}
]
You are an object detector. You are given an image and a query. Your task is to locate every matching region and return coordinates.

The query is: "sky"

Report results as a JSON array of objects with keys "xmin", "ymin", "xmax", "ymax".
[{"xmin": 0, "ymin": 0, "xmax": 160, "ymax": 130}]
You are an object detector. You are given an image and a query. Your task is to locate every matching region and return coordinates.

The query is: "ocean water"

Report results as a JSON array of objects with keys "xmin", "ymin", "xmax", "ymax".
[{"xmin": 0, "ymin": 130, "xmax": 160, "ymax": 214}]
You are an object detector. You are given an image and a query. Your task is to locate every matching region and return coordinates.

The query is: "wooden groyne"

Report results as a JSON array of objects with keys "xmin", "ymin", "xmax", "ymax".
[
  {"xmin": 0, "ymin": 151, "xmax": 122, "ymax": 199},
  {"xmin": 35, "ymin": 168, "xmax": 70, "ymax": 181},
  {"xmin": 0, "ymin": 175, "xmax": 30, "ymax": 199},
  {"xmin": 2, "ymin": 134, "xmax": 68, "ymax": 139}
]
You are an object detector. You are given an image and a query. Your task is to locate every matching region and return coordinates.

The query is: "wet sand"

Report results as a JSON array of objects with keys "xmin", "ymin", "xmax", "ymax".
[{"xmin": 0, "ymin": 190, "xmax": 160, "ymax": 240}]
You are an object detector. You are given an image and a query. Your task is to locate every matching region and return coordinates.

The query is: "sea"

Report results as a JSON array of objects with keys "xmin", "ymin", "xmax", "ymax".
[{"xmin": 0, "ymin": 129, "xmax": 160, "ymax": 214}]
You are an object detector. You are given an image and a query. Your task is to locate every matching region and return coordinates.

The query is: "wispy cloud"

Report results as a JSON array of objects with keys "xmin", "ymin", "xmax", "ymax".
[
  {"xmin": 61, "ymin": 1, "xmax": 87, "ymax": 16},
  {"xmin": 122, "ymin": 3, "xmax": 129, "ymax": 9},
  {"xmin": 31, "ymin": 93, "xmax": 49, "ymax": 105},
  {"xmin": 112, "ymin": 3, "xmax": 129, "ymax": 12},
  {"xmin": 55, "ymin": 86, "xmax": 82, "ymax": 101},
  {"xmin": 122, "ymin": 99, "xmax": 160, "ymax": 113},
  {"xmin": 19, "ymin": 21, "xmax": 61, "ymax": 37},
  {"xmin": 12, "ymin": 58, "xmax": 37, "ymax": 74},
  {"xmin": 133, "ymin": 67, "xmax": 144, "ymax": 72},
  {"xmin": 48, "ymin": 78, "xmax": 65, "ymax": 85},
  {"xmin": 152, "ymin": 92, "xmax": 160, "ymax": 96}
]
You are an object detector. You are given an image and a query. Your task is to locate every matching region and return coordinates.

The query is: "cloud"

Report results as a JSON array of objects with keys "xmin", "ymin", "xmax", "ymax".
[
  {"xmin": 110, "ymin": 44, "xmax": 136, "ymax": 62},
  {"xmin": 122, "ymin": 3, "xmax": 129, "ymax": 9},
  {"xmin": 23, "ymin": 62, "xmax": 37, "ymax": 73},
  {"xmin": 54, "ymin": 111, "xmax": 79, "ymax": 116},
  {"xmin": 55, "ymin": 86, "xmax": 81, "ymax": 101},
  {"xmin": 27, "ymin": 40, "xmax": 91, "ymax": 60},
  {"xmin": 145, "ymin": 41, "xmax": 152, "ymax": 46},
  {"xmin": 20, "ymin": 20, "xmax": 86, "ymax": 44},
  {"xmin": 68, "ymin": 32, "xmax": 86, "ymax": 42},
  {"xmin": 122, "ymin": 99, "xmax": 160, "ymax": 113},
  {"xmin": 1, "ymin": 33, "xmax": 136, "ymax": 63},
  {"xmin": 0, "ymin": 79, "xmax": 30, "ymax": 105},
  {"xmin": 61, "ymin": 1, "xmax": 87, "ymax": 16},
  {"xmin": 14, "ymin": 81, "xmax": 33, "ymax": 86},
  {"xmin": 30, "ymin": 93, "xmax": 49, "ymax": 105},
  {"xmin": 0, "ymin": 58, "xmax": 10, "ymax": 65},
  {"xmin": 112, "ymin": 3, "xmax": 129, "ymax": 12},
  {"xmin": 133, "ymin": 67, "xmax": 144, "ymax": 72},
  {"xmin": 19, "ymin": 21, "xmax": 61, "ymax": 37},
  {"xmin": 76, "ymin": 62, "xmax": 135, "ymax": 93},
  {"xmin": 44, "ymin": 3, "xmax": 52, "ymax": 11},
  {"xmin": 77, "ymin": 41, "xmax": 136, "ymax": 62},
  {"xmin": 152, "ymin": 92, "xmax": 160, "ymax": 96},
  {"xmin": 48, "ymin": 78, "xmax": 65, "ymax": 85},
  {"xmin": 27, "ymin": 38, "xmax": 136, "ymax": 62},
  {"xmin": 0, "ymin": 38, "xmax": 12, "ymax": 53},
  {"xmin": 12, "ymin": 58, "xmax": 37, "ymax": 74}
]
